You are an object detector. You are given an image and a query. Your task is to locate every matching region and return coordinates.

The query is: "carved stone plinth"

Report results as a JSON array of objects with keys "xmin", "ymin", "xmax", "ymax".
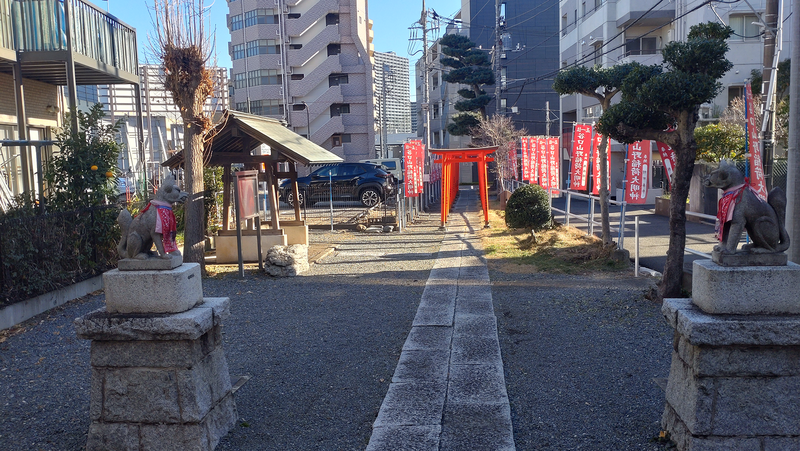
[
  {"xmin": 662, "ymin": 296, "xmax": 800, "ymax": 450},
  {"xmin": 74, "ymin": 298, "xmax": 237, "ymax": 451},
  {"xmin": 103, "ymin": 263, "xmax": 203, "ymax": 314}
]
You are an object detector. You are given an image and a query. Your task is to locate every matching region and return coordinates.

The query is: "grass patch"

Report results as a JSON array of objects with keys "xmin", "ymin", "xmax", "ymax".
[{"xmin": 478, "ymin": 199, "xmax": 629, "ymax": 274}]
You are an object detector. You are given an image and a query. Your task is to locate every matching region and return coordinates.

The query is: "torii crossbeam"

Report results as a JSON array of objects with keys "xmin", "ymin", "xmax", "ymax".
[{"xmin": 430, "ymin": 147, "xmax": 497, "ymax": 228}]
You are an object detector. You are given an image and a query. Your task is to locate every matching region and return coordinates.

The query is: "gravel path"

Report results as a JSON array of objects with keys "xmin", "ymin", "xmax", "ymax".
[{"xmin": 0, "ymin": 196, "xmax": 674, "ymax": 451}]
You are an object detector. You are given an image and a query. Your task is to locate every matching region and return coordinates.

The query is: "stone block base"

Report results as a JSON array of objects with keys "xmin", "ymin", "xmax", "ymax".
[
  {"xmin": 662, "ymin": 298, "xmax": 800, "ymax": 450},
  {"xmin": 691, "ymin": 260, "xmax": 800, "ymax": 314},
  {"xmin": 103, "ymin": 263, "xmax": 203, "ymax": 314},
  {"xmin": 216, "ymin": 233, "xmax": 287, "ymax": 263},
  {"xmin": 75, "ymin": 298, "xmax": 237, "ymax": 451}
]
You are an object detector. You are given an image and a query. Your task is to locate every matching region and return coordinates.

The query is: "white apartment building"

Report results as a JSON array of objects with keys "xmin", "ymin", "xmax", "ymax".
[
  {"xmin": 99, "ymin": 65, "xmax": 229, "ymax": 178},
  {"xmin": 559, "ymin": 0, "xmax": 792, "ymax": 192},
  {"xmin": 226, "ymin": 0, "xmax": 375, "ymax": 162},
  {"xmin": 374, "ymin": 51, "xmax": 411, "ymax": 136}
]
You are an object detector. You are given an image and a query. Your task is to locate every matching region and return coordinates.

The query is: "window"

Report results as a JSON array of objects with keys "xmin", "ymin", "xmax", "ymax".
[
  {"xmin": 728, "ymin": 86, "xmax": 745, "ymax": 105},
  {"xmin": 290, "ymin": 74, "xmax": 305, "ymax": 80},
  {"xmin": 230, "ymin": 14, "xmax": 243, "ymax": 31},
  {"xmin": 249, "ymin": 99, "xmax": 283, "ymax": 116},
  {"xmin": 232, "ymin": 43, "xmax": 245, "ymax": 60},
  {"xmin": 248, "ymin": 69, "xmax": 282, "ymax": 86},
  {"xmin": 292, "ymin": 104, "xmax": 306, "ymax": 111},
  {"xmin": 326, "ymin": 13, "xmax": 340, "ymax": 25},
  {"xmin": 328, "ymin": 73, "xmax": 349, "ymax": 87},
  {"xmin": 287, "ymin": 13, "xmax": 301, "ymax": 19},
  {"xmin": 433, "ymin": 104, "xmax": 439, "ymax": 119},
  {"xmin": 289, "ymin": 44, "xmax": 303, "ymax": 50},
  {"xmin": 245, "ymin": 8, "xmax": 278, "ymax": 27},
  {"xmin": 331, "ymin": 134, "xmax": 351, "ymax": 146},
  {"xmin": 233, "ymin": 73, "xmax": 247, "ymax": 89},
  {"xmin": 327, "ymin": 44, "xmax": 341, "ymax": 56},
  {"xmin": 247, "ymin": 39, "xmax": 280, "ymax": 56},
  {"xmin": 729, "ymin": 14, "xmax": 761, "ymax": 40},
  {"xmin": 330, "ymin": 103, "xmax": 350, "ymax": 117},
  {"xmin": 625, "ymin": 37, "xmax": 657, "ymax": 56}
]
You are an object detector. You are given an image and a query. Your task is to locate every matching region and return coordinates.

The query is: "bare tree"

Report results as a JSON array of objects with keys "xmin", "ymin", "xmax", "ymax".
[
  {"xmin": 471, "ymin": 114, "xmax": 528, "ymax": 189},
  {"xmin": 151, "ymin": 0, "xmax": 215, "ymax": 269}
]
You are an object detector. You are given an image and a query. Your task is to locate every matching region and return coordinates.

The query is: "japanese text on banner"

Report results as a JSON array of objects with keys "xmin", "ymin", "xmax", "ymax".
[
  {"xmin": 521, "ymin": 137, "xmax": 530, "ymax": 181},
  {"xmin": 570, "ymin": 124, "xmax": 592, "ymax": 191},
  {"xmin": 745, "ymin": 83, "xmax": 767, "ymax": 199},
  {"xmin": 548, "ymin": 137, "xmax": 560, "ymax": 196},
  {"xmin": 656, "ymin": 142, "xmax": 676, "ymax": 189},
  {"xmin": 591, "ymin": 133, "xmax": 608, "ymax": 195},
  {"xmin": 537, "ymin": 137, "xmax": 548, "ymax": 189},
  {"xmin": 624, "ymin": 141, "xmax": 651, "ymax": 204}
]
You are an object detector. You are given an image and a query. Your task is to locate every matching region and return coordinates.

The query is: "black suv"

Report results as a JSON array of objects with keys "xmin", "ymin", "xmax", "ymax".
[{"xmin": 280, "ymin": 162, "xmax": 395, "ymax": 207}]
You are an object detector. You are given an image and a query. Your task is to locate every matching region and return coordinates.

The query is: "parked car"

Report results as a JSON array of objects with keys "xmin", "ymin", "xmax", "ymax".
[
  {"xmin": 280, "ymin": 162, "xmax": 395, "ymax": 207},
  {"xmin": 359, "ymin": 158, "xmax": 403, "ymax": 181}
]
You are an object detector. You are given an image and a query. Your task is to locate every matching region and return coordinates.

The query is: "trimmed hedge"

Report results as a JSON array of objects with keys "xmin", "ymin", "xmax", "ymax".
[{"xmin": 505, "ymin": 184, "xmax": 552, "ymax": 231}]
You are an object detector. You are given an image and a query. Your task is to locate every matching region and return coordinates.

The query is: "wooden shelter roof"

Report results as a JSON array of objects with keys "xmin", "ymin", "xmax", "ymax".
[{"xmin": 163, "ymin": 110, "xmax": 343, "ymax": 169}]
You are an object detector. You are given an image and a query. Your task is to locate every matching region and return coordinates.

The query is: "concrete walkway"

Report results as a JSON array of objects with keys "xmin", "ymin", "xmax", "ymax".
[{"xmin": 367, "ymin": 188, "xmax": 515, "ymax": 451}]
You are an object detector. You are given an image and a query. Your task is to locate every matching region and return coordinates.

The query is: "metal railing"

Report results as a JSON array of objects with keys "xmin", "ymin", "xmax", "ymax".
[{"xmin": 10, "ymin": 0, "xmax": 138, "ymax": 74}]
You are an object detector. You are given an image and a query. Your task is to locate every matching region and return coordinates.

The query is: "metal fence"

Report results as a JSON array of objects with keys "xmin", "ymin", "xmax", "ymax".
[
  {"xmin": 260, "ymin": 183, "xmax": 399, "ymax": 229},
  {"xmin": 0, "ymin": 204, "xmax": 119, "ymax": 306}
]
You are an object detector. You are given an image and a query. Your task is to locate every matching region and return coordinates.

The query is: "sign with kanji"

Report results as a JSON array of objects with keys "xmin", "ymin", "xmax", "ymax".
[
  {"xmin": 521, "ymin": 137, "xmax": 530, "ymax": 181},
  {"xmin": 656, "ymin": 141, "xmax": 676, "ymax": 189},
  {"xmin": 404, "ymin": 142, "xmax": 418, "ymax": 197},
  {"xmin": 625, "ymin": 141, "xmax": 651, "ymax": 204},
  {"xmin": 548, "ymin": 137, "xmax": 560, "ymax": 195},
  {"xmin": 529, "ymin": 137, "xmax": 537, "ymax": 185},
  {"xmin": 537, "ymin": 137, "xmax": 548, "ymax": 189},
  {"xmin": 591, "ymin": 133, "xmax": 608, "ymax": 195},
  {"xmin": 745, "ymin": 82, "xmax": 767, "ymax": 199},
  {"xmin": 570, "ymin": 124, "xmax": 592, "ymax": 191}
]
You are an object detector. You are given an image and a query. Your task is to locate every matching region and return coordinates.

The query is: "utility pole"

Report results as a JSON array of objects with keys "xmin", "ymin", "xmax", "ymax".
[
  {"xmin": 787, "ymin": 0, "xmax": 800, "ymax": 263},
  {"xmin": 420, "ymin": 2, "xmax": 431, "ymax": 212},
  {"xmin": 545, "ymin": 101, "xmax": 551, "ymax": 138},
  {"xmin": 494, "ymin": 0, "xmax": 502, "ymax": 115},
  {"xmin": 761, "ymin": 0, "xmax": 779, "ymax": 190}
]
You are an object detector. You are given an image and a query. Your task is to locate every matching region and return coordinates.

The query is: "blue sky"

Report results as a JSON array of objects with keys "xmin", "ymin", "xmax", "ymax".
[{"xmin": 103, "ymin": 0, "xmax": 462, "ymax": 72}]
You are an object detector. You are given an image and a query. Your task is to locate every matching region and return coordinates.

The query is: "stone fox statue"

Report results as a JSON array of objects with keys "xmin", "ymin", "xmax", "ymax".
[
  {"xmin": 704, "ymin": 160, "xmax": 789, "ymax": 254},
  {"xmin": 117, "ymin": 175, "xmax": 189, "ymax": 259}
]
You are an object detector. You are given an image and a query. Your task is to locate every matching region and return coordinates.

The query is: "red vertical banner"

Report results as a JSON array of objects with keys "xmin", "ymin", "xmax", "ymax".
[
  {"xmin": 624, "ymin": 141, "xmax": 651, "ymax": 204},
  {"xmin": 745, "ymin": 83, "xmax": 767, "ymax": 199},
  {"xmin": 538, "ymin": 137, "xmax": 549, "ymax": 189},
  {"xmin": 591, "ymin": 133, "xmax": 604, "ymax": 195},
  {"xmin": 655, "ymin": 141, "xmax": 676, "ymax": 189},
  {"xmin": 416, "ymin": 141, "xmax": 425, "ymax": 195},
  {"xmin": 528, "ymin": 137, "xmax": 536, "ymax": 184},
  {"xmin": 570, "ymin": 124, "xmax": 593, "ymax": 190},
  {"xmin": 521, "ymin": 137, "xmax": 530, "ymax": 181},
  {"xmin": 404, "ymin": 142, "xmax": 417, "ymax": 197},
  {"xmin": 548, "ymin": 137, "xmax": 560, "ymax": 194}
]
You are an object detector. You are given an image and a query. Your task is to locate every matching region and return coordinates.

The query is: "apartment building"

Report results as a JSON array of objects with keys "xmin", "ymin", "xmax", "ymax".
[
  {"xmin": 462, "ymin": 0, "xmax": 561, "ymax": 136},
  {"xmin": 374, "ymin": 51, "xmax": 411, "ymax": 157},
  {"xmin": 99, "ymin": 65, "xmax": 229, "ymax": 177},
  {"xmin": 559, "ymin": 0, "xmax": 792, "ymax": 192},
  {"xmin": 0, "ymin": 0, "xmax": 138, "ymax": 202},
  {"xmin": 227, "ymin": 0, "xmax": 375, "ymax": 162}
]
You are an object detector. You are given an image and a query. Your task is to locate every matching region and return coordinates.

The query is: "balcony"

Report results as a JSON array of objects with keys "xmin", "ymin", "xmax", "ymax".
[
  {"xmin": 619, "ymin": 49, "xmax": 663, "ymax": 66},
  {"xmin": 0, "ymin": 0, "xmax": 139, "ymax": 85}
]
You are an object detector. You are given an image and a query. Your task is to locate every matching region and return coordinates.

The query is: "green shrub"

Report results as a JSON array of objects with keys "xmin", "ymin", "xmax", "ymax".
[{"xmin": 505, "ymin": 184, "xmax": 552, "ymax": 230}]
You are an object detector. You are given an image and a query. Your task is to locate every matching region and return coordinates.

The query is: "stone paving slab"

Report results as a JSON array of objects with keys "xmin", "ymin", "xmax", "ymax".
[{"xmin": 367, "ymin": 189, "xmax": 515, "ymax": 450}]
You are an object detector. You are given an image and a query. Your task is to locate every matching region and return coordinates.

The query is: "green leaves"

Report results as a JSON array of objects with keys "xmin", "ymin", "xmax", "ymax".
[{"xmin": 439, "ymin": 33, "xmax": 494, "ymax": 134}]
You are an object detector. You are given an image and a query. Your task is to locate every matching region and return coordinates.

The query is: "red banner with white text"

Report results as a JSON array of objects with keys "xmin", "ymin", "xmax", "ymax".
[
  {"xmin": 570, "ymin": 124, "xmax": 592, "ymax": 191},
  {"xmin": 521, "ymin": 137, "xmax": 530, "ymax": 181},
  {"xmin": 537, "ymin": 137, "xmax": 548, "ymax": 189},
  {"xmin": 625, "ymin": 141, "xmax": 651, "ymax": 204},
  {"xmin": 745, "ymin": 83, "xmax": 767, "ymax": 199},
  {"xmin": 548, "ymin": 137, "xmax": 561, "ymax": 195},
  {"xmin": 655, "ymin": 141, "xmax": 676, "ymax": 190},
  {"xmin": 591, "ymin": 133, "xmax": 608, "ymax": 195}
]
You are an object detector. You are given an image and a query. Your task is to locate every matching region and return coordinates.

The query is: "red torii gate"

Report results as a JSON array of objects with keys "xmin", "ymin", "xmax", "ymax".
[{"xmin": 430, "ymin": 147, "xmax": 497, "ymax": 228}]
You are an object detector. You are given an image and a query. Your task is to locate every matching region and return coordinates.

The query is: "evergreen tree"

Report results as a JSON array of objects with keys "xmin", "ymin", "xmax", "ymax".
[{"xmin": 439, "ymin": 34, "xmax": 495, "ymax": 135}]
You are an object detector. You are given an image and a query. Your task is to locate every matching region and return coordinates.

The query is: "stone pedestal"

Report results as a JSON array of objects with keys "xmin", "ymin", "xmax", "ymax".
[
  {"xmin": 661, "ymin": 260, "xmax": 800, "ymax": 450},
  {"xmin": 103, "ymin": 263, "xmax": 203, "ymax": 314},
  {"xmin": 74, "ymin": 297, "xmax": 237, "ymax": 451}
]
